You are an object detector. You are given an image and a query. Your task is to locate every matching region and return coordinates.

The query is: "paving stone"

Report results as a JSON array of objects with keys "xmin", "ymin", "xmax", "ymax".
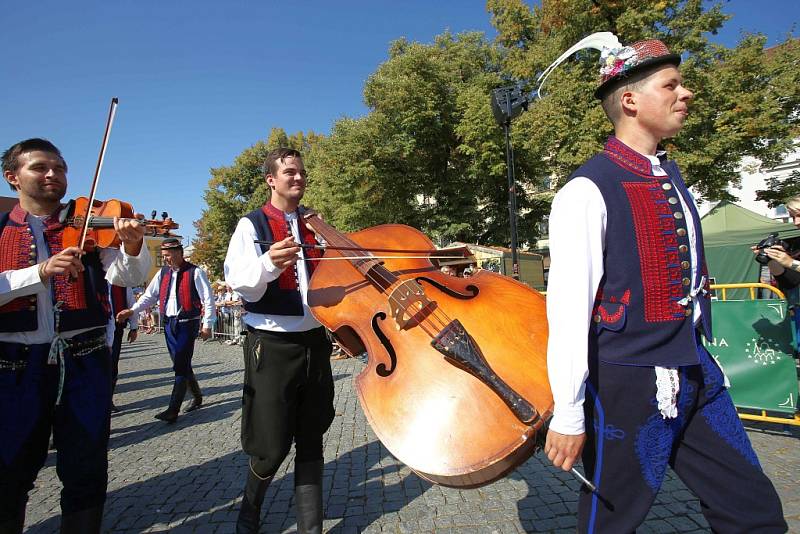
[{"xmin": 21, "ymin": 336, "xmax": 797, "ymax": 532}]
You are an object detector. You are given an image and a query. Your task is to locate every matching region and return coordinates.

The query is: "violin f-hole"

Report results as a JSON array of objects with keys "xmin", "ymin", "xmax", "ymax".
[{"xmin": 371, "ymin": 312, "xmax": 397, "ymax": 377}]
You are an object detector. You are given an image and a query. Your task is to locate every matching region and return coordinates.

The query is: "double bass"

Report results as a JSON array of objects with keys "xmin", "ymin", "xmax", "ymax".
[{"xmin": 303, "ymin": 214, "xmax": 553, "ymax": 488}]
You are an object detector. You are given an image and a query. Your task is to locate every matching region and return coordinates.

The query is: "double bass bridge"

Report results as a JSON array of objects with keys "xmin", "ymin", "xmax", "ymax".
[
  {"xmin": 431, "ymin": 319, "xmax": 539, "ymax": 425},
  {"xmin": 387, "ymin": 279, "xmax": 436, "ymax": 330}
]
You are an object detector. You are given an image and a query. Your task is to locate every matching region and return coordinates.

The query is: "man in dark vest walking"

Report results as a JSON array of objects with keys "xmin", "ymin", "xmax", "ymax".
[
  {"xmin": 0, "ymin": 138, "xmax": 151, "ymax": 532},
  {"xmin": 224, "ymin": 147, "xmax": 334, "ymax": 534},
  {"xmin": 107, "ymin": 284, "xmax": 138, "ymax": 412},
  {"xmin": 543, "ymin": 38, "xmax": 786, "ymax": 532},
  {"xmin": 117, "ymin": 238, "xmax": 214, "ymax": 423}
]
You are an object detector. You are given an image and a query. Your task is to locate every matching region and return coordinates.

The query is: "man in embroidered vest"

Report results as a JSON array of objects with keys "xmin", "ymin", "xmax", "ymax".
[
  {"xmin": 224, "ymin": 147, "xmax": 334, "ymax": 534},
  {"xmin": 544, "ymin": 40, "xmax": 786, "ymax": 532},
  {"xmin": 117, "ymin": 238, "xmax": 214, "ymax": 423},
  {"xmin": 0, "ymin": 138, "xmax": 151, "ymax": 533}
]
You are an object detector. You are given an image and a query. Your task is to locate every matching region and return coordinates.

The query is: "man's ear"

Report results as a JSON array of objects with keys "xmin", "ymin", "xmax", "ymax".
[
  {"xmin": 3, "ymin": 170, "xmax": 19, "ymax": 191},
  {"xmin": 266, "ymin": 173, "xmax": 275, "ymax": 190},
  {"xmin": 620, "ymin": 90, "xmax": 637, "ymax": 114}
]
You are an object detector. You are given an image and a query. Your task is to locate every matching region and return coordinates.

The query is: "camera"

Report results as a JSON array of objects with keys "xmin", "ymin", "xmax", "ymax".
[{"xmin": 754, "ymin": 233, "xmax": 789, "ymax": 265}]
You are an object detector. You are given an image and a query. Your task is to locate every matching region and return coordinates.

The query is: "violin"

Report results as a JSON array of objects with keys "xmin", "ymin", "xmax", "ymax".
[{"xmin": 59, "ymin": 196, "xmax": 178, "ymax": 251}]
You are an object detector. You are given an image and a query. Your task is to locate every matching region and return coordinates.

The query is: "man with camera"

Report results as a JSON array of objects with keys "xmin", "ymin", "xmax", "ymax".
[{"xmin": 754, "ymin": 234, "xmax": 800, "ymax": 353}]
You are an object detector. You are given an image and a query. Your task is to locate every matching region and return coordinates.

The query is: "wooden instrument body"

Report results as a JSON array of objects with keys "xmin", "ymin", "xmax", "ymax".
[{"xmin": 307, "ymin": 224, "xmax": 553, "ymax": 488}]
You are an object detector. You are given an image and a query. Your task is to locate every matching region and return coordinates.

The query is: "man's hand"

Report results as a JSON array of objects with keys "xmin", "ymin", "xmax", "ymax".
[
  {"xmin": 39, "ymin": 246, "xmax": 85, "ymax": 280},
  {"xmin": 268, "ymin": 236, "xmax": 301, "ymax": 270},
  {"xmin": 127, "ymin": 329, "xmax": 138, "ymax": 343},
  {"xmin": 199, "ymin": 327, "xmax": 211, "ymax": 340},
  {"xmin": 116, "ymin": 308, "xmax": 135, "ymax": 323},
  {"xmin": 114, "ymin": 215, "xmax": 146, "ymax": 256},
  {"xmin": 544, "ymin": 429, "xmax": 586, "ymax": 472}
]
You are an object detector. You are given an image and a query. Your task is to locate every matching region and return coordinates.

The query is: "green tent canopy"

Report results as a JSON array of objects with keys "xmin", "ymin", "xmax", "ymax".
[{"xmin": 701, "ymin": 201, "xmax": 800, "ymax": 294}]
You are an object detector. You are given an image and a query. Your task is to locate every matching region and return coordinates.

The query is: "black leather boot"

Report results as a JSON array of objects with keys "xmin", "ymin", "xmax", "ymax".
[
  {"xmin": 0, "ymin": 496, "xmax": 26, "ymax": 534},
  {"xmin": 183, "ymin": 374, "xmax": 203, "ymax": 413},
  {"xmin": 236, "ymin": 467, "xmax": 273, "ymax": 534},
  {"xmin": 294, "ymin": 459, "xmax": 323, "ymax": 534},
  {"xmin": 60, "ymin": 505, "xmax": 103, "ymax": 534},
  {"xmin": 155, "ymin": 379, "xmax": 187, "ymax": 423}
]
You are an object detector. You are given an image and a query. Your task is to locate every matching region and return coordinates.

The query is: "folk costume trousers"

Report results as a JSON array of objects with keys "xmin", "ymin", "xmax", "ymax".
[
  {"xmin": 242, "ymin": 326, "xmax": 335, "ymax": 478},
  {"xmin": 0, "ymin": 329, "xmax": 111, "ymax": 520},
  {"xmin": 578, "ymin": 336, "xmax": 786, "ymax": 533},
  {"xmin": 110, "ymin": 323, "xmax": 125, "ymax": 393},
  {"xmin": 164, "ymin": 317, "xmax": 200, "ymax": 383}
]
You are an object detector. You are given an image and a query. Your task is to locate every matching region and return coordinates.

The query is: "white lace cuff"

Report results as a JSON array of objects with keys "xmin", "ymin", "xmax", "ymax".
[{"xmin": 655, "ymin": 366, "xmax": 679, "ymax": 419}]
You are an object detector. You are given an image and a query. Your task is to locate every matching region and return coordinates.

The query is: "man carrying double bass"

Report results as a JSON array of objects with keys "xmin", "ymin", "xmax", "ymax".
[
  {"xmin": 224, "ymin": 147, "xmax": 335, "ymax": 534},
  {"xmin": 0, "ymin": 138, "xmax": 151, "ymax": 532}
]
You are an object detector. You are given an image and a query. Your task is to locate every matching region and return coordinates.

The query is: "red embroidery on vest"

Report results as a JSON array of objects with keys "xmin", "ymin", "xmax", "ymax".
[
  {"xmin": 261, "ymin": 204, "xmax": 322, "ymax": 290},
  {"xmin": 604, "ymin": 137, "xmax": 654, "ymax": 176},
  {"xmin": 593, "ymin": 290, "xmax": 631, "ymax": 324},
  {"xmin": 43, "ymin": 223, "xmax": 87, "ymax": 311},
  {"xmin": 159, "ymin": 270, "xmax": 171, "ymax": 315},
  {"xmin": 622, "ymin": 182, "xmax": 684, "ymax": 322},
  {"xmin": 0, "ymin": 224, "xmax": 34, "ymax": 313}
]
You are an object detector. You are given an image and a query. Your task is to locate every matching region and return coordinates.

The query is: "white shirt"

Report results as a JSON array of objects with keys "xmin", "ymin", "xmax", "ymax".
[
  {"xmin": 0, "ymin": 215, "xmax": 151, "ymax": 345},
  {"xmin": 546, "ymin": 154, "xmax": 702, "ymax": 435},
  {"xmin": 224, "ymin": 213, "xmax": 321, "ymax": 332},
  {"xmin": 130, "ymin": 264, "xmax": 215, "ymax": 328}
]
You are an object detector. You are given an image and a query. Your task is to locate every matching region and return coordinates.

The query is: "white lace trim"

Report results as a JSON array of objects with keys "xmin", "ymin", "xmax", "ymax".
[{"xmin": 655, "ymin": 366, "xmax": 679, "ymax": 419}]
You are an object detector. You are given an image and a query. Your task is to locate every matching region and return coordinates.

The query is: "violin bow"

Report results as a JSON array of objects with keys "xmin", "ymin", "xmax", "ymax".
[
  {"xmin": 253, "ymin": 240, "xmax": 472, "ymax": 256},
  {"xmin": 78, "ymin": 97, "xmax": 119, "ymax": 251}
]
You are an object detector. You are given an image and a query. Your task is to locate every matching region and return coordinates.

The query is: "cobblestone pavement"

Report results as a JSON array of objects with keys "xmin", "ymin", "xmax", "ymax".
[{"xmin": 26, "ymin": 336, "xmax": 799, "ymax": 533}]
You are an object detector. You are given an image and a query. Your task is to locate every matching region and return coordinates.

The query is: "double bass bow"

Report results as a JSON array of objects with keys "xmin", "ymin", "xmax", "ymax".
[{"xmin": 299, "ymin": 212, "xmax": 556, "ymax": 488}]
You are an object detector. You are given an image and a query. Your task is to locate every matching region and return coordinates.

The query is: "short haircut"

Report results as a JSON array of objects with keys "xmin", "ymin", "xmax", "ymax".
[
  {"xmin": 264, "ymin": 147, "xmax": 303, "ymax": 177},
  {"xmin": 2, "ymin": 138, "xmax": 66, "ymax": 191},
  {"xmin": 599, "ymin": 67, "xmax": 659, "ymax": 125}
]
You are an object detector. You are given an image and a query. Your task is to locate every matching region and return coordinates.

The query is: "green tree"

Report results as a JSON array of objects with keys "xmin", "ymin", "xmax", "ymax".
[
  {"xmin": 191, "ymin": 127, "xmax": 322, "ymax": 278},
  {"xmin": 307, "ymin": 31, "xmax": 548, "ymax": 246},
  {"xmin": 487, "ymin": 0, "xmax": 800, "ymax": 201}
]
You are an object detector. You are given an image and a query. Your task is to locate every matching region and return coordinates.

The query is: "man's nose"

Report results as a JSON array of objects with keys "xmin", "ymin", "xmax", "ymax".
[{"xmin": 679, "ymin": 86, "xmax": 693, "ymax": 101}]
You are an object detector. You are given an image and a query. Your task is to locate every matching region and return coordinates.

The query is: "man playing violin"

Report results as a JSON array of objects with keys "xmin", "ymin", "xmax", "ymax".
[
  {"xmin": 544, "ymin": 41, "xmax": 785, "ymax": 532},
  {"xmin": 116, "ymin": 237, "xmax": 215, "ymax": 423},
  {"xmin": 224, "ymin": 147, "xmax": 334, "ymax": 534},
  {"xmin": 0, "ymin": 138, "xmax": 151, "ymax": 533}
]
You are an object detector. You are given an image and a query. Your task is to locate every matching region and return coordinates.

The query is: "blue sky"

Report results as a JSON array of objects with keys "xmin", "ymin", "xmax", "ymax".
[{"xmin": 1, "ymin": 0, "xmax": 796, "ymax": 243}]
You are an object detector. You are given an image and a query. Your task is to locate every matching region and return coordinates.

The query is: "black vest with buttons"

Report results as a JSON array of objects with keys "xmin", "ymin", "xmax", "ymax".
[{"xmin": 571, "ymin": 137, "xmax": 712, "ymax": 367}]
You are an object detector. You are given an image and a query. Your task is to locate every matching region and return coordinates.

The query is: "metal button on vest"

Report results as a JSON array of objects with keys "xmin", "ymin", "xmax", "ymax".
[
  {"xmin": 28, "ymin": 306, "xmax": 36, "ymax": 311},
  {"xmin": 593, "ymin": 314, "xmax": 601, "ymax": 323},
  {"xmin": 30, "ymin": 244, "xmax": 36, "ymax": 250},
  {"xmin": 685, "ymin": 308, "xmax": 692, "ymax": 316},
  {"xmin": 676, "ymin": 228, "xmax": 687, "ymax": 236},
  {"xmin": 679, "ymin": 245, "xmax": 688, "ymax": 253},
  {"xmin": 682, "ymin": 278, "xmax": 691, "ymax": 286},
  {"xmin": 681, "ymin": 261, "xmax": 690, "ymax": 269},
  {"xmin": 662, "ymin": 182, "xmax": 672, "ymax": 190},
  {"xmin": 673, "ymin": 212, "xmax": 683, "ymax": 219},
  {"xmin": 668, "ymin": 197, "xmax": 678, "ymax": 205},
  {"xmin": 28, "ymin": 259, "xmax": 35, "ymax": 266}
]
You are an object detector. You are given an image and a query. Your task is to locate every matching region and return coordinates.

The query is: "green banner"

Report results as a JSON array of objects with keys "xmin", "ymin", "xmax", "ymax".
[{"xmin": 704, "ymin": 299, "xmax": 798, "ymax": 414}]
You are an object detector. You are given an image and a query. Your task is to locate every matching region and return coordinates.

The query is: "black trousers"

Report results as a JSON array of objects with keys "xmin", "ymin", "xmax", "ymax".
[
  {"xmin": 578, "ymin": 338, "xmax": 786, "ymax": 533},
  {"xmin": 241, "ymin": 327, "xmax": 335, "ymax": 477},
  {"xmin": 110, "ymin": 324, "xmax": 124, "ymax": 393}
]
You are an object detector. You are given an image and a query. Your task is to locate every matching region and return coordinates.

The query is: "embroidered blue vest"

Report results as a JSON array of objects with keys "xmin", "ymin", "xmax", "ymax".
[
  {"xmin": 0, "ymin": 206, "xmax": 110, "ymax": 333},
  {"xmin": 158, "ymin": 263, "xmax": 202, "ymax": 320},
  {"xmin": 571, "ymin": 137, "xmax": 712, "ymax": 367}
]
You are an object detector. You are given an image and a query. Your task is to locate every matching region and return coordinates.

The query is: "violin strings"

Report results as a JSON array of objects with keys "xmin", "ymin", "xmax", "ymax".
[{"xmin": 309, "ymin": 221, "xmax": 453, "ymax": 336}]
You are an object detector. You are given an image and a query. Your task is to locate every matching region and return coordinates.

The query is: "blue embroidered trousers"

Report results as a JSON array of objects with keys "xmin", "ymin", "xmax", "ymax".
[
  {"xmin": 0, "ymin": 330, "xmax": 111, "ymax": 520},
  {"xmin": 578, "ymin": 337, "xmax": 786, "ymax": 533}
]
